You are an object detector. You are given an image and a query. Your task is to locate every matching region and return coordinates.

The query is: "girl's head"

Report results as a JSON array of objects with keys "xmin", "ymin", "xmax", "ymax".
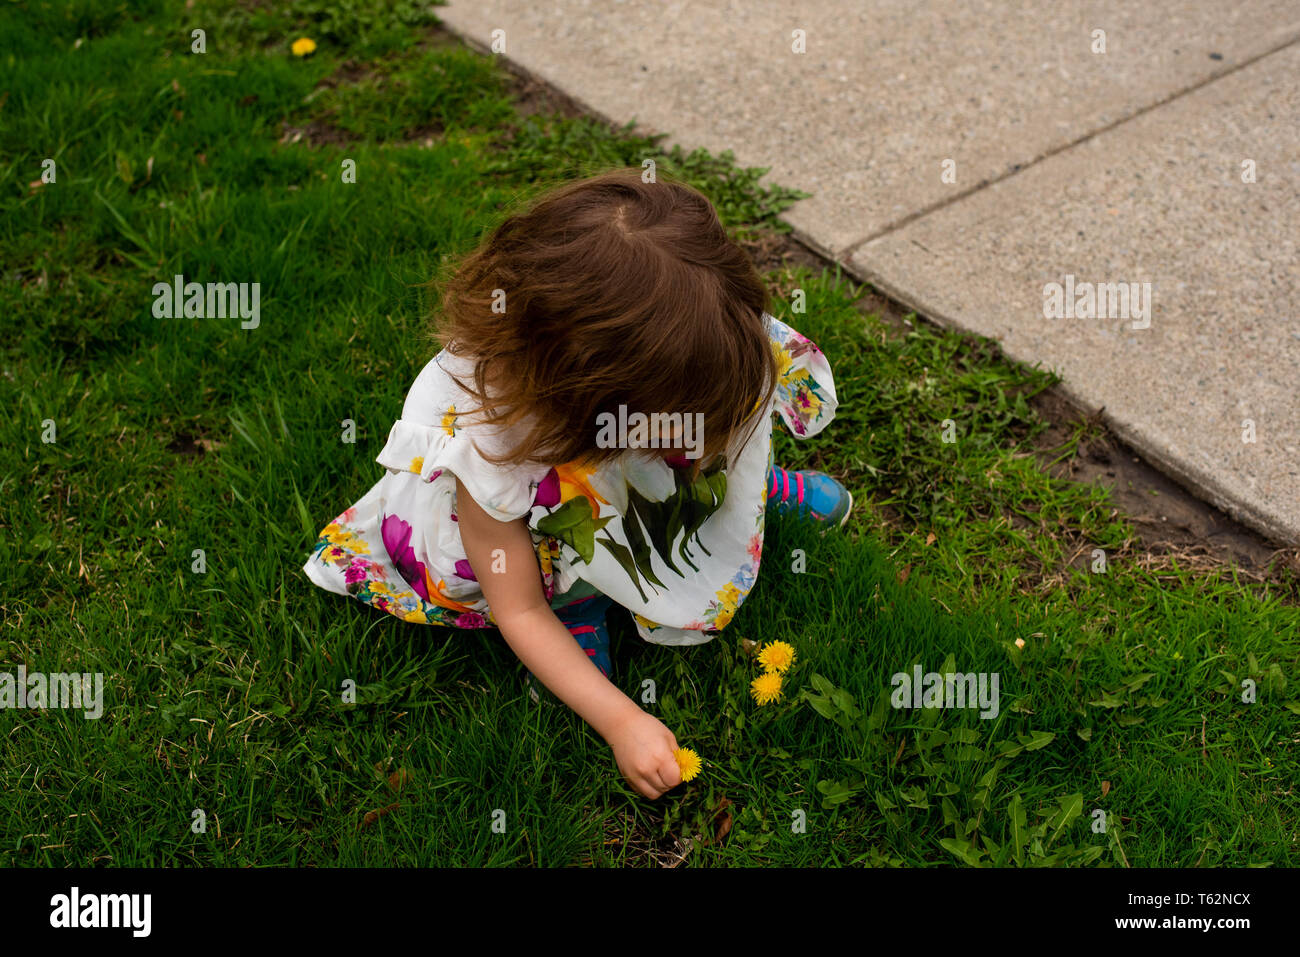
[{"xmin": 433, "ymin": 167, "xmax": 778, "ymax": 469}]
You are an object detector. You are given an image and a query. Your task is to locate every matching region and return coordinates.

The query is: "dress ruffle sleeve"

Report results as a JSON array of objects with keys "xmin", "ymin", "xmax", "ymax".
[
  {"xmin": 768, "ymin": 313, "xmax": 837, "ymax": 439},
  {"xmin": 374, "ymin": 416, "xmax": 542, "ymax": 524}
]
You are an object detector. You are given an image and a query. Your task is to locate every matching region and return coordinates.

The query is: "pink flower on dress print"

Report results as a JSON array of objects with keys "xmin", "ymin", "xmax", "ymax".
[
  {"xmin": 533, "ymin": 468, "xmax": 560, "ymax": 507},
  {"xmin": 339, "ymin": 507, "xmax": 357, "ymax": 523},
  {"xmin": 426, "ymin": 468, "xmax": 443, "ymax": 483},
  {"xmin": 747, "ymin": 531, "xmax": 763, "ymax": 566},
  {"xmin": 381, "ymin": 513, "xmax": 430, "ymax": 601},
  {"xmin": 344, "ymin": 558, "xmax": 368, "ymax": 584},
  {"xmin": 454, "ymin": 558, "xmax": 477, "ymax": 582},
  {"xmin": 455, "ymin": 611, "xmax": 487, "ymax": 629}
]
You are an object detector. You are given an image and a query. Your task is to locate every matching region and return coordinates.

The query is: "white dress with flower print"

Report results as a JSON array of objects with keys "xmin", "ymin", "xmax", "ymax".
[{"xmin": 302, "ymin": 313, "xmax": 837, "ymax": 645}]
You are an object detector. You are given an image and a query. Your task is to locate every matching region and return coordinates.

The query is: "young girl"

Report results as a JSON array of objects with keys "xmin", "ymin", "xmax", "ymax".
[{"xmin": 303, "ymin": 168, "xmax": 850, "ymax": 800}]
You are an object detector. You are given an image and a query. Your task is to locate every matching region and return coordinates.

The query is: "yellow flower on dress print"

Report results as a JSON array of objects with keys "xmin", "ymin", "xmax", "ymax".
[
  {"xmin": 706, "ymin": 581, "xmax": 745, "ymax": 630},
  {"xmin": 291, "ymin": 37, "xmax": 316, "ymax": 56},
  {"xmin": 409, "ymin": 456, "xmax": 424, "ymax": 474},
  {"xmin": 633, "ymin": 612, "xmax": 658, "ymax": 630},
  {"xmin": 326, "ymin": 527, "xmax": 370, "ymax": 554},
  {"xmin": 442, "ymin": 405, "xmax": 458, "ymax": 437},
  {"xmin": 715, "ymin": 582, "xmax": 742, "ymax": 616},
  {"xmin": 757, "ymin": 640, "xmax": 796, "ymax": 674},
  {"xmin": 402, "ymin": 608, "xmax": 427, "ymax": 623},
  {"xmin": 787, "ymin": 368, "xmax": 822, "ymax": 417},
  {"xmin": 750, "ymin": 671, "xmax": 783, "ymax": 706},
  {"xmin": 771, "ymin": 339, "xmax": 794, "ymax": 381},
  {"xmin": 673, "ymin": 748, "xmax": 702, "ymax": 783}
]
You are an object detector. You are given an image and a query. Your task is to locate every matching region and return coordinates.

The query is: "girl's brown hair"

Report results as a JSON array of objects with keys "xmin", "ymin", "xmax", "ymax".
[{"xmin": 430, "ymin": 167, "xmax": 779, "ymax": 470}]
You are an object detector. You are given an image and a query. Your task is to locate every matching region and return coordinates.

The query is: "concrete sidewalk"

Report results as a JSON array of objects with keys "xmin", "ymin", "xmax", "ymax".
[{"xmin": 437, "ymin": 0, "xmax": 1300, "ymax": 545}]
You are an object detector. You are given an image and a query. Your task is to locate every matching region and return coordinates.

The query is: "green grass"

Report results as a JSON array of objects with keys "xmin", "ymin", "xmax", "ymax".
[{"xmin": 2, "ymin": 0, "xmax": 1297, "ymax": 867}]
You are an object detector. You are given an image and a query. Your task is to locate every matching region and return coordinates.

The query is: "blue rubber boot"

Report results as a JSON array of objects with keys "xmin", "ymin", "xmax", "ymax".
[{"xmin": 766, "ymin": 465, "xmax": 853, "ymax": 527}]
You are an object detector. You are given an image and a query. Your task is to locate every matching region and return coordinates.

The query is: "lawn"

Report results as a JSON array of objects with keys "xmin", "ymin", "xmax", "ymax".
[{"xmin": 2, "ymin": 0, "xmax": 1297, "ymax": 866}]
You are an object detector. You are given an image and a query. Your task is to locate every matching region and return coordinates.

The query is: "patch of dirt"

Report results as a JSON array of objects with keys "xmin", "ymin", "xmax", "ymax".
[
  {"xmin": 166, "ymin": 433, "xmax": 223, "ymax": 457},
  {"xmin": 738, "ymin": 229, "xmax": 826, "ymax": 279},
  {"xmin": 576, "ymin": 808, "xmax": 695, "ymax": 868},
  {"xmin": 277, "ymin": 119, "xmax": 352, "ymax": 148},
  {"xmin": 502, "ymin": 70, "xmax": 589, "ymax": 121},
  {"xmin": 1028, "ymin": 389, "xmax": 1299, "ymax": 578},
  {"xmin": 308, "ymin": 58, "xmax": 372, "ymax": 90},
  {"xmin": 402, "ymin": 122, "xmax": 445, "ymax": 144}
]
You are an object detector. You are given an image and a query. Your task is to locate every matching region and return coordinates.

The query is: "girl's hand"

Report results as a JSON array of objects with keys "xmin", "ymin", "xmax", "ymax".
[{"xmin": 608, "ymin": 709, "xmax": 683, "ymax": 800}]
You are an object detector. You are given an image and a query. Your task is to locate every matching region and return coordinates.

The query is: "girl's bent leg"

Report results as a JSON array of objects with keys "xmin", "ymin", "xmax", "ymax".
[{"xmin": 552, "ymin": 593, "xmax": 615, "ymax": 679}]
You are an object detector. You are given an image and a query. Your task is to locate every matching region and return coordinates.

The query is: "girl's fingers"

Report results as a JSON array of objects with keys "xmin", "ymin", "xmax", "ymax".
[{"xmin": 664, "ymin": 760, "xmax": 682, "ymax": 787}]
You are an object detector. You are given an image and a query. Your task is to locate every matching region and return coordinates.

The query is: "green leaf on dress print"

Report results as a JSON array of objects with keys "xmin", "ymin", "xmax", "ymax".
[
  {"xmin": 597, "ymin": 536, "xmax": 648, "ymax": 603},
  {"xmin": 677, "ymin": 470, "xmax": 723, "ymax": 569},
  {"xmin": 535, "ymin": 497, "xmax": 610, "ymax": 565},
  {"xmin": 590, "ymin": 457, "xmax": 732, "ymax": 587},
  {"xmin": 662, "ymin": 488, "xmax": 686, "ymax": 570},
  {"xmin": 620, "ymin": 504, "xmax": 667, "ymax": 592},
  {"xmin": 627, "ymin": 484, "xmax": 681, "ymax": 578}
]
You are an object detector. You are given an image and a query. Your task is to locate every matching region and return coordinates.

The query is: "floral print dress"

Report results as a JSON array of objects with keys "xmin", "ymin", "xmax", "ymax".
[{"xmin": 302, "ymin": 313, "xmax": 837, "ymax": 646}]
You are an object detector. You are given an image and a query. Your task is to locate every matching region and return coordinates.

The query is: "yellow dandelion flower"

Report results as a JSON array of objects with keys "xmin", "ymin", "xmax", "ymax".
[
  {"xmin": 757, "ymin": 640, "xmax": 796, "ymax": 674},
  {"xmin": 291, "ymin": 37, "xmax": 316, "ymax": 57},
  {"xmin": 750, "ymin": 671, "xmax": 783, "ymax": 706},
  {"xmin": 674, "ymin": 747, "xmax": 702, "ymax": 783}
]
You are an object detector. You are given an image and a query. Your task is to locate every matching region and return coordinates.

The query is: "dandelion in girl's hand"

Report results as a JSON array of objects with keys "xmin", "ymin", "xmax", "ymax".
[
  {"xmin": 757, "ymin": 640, "xmax": 796, "ymax": 674},
  {"xmin": 750, "ymin": 671, "xmax": 783, "ymax": 706},
  {"xmin": 291, "ymin": 37, "xmax": 317, "ymax": 56},
  {"xmin": 674, "ymin": 748, "xmax": 702, "ymax": 783}
]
